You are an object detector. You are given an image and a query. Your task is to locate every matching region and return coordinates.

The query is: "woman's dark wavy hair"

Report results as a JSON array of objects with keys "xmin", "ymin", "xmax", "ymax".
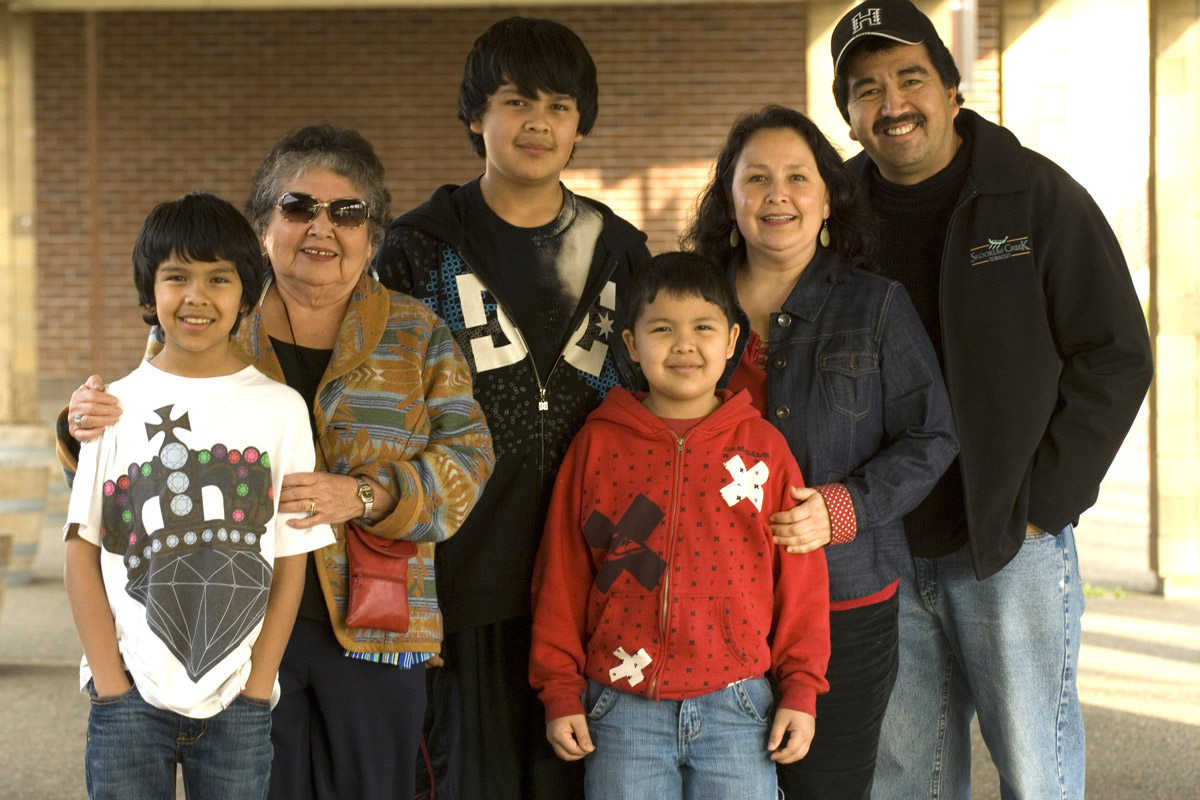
[
  {"xmin": 458, "ymin": 16, "xmax": 598, "ymax": 159},
  {"xmin": 244, "ymin": 123, "xmax": 390, "ymax": 248},
  {"xmin": 132, "ymin": 191, "xmax": 263, "ymax": 328},
  {"xmin": 681, "ymin": 104, "xmax": 872, "ymax": 272}
]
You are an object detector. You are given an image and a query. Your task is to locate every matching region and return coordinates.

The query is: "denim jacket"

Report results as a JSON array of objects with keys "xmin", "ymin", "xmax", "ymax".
[{"xmin": 729, "ymin": 248, "xmax": 958, "ymax": 602}]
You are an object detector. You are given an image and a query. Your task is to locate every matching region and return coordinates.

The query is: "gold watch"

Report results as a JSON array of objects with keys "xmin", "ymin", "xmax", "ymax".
[{"xmin": 355, "ymin": 476, "xmax": 374, "ymax": 524}]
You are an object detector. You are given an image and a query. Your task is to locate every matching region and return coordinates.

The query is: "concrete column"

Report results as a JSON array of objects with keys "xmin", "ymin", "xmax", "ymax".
[
  {"xmin": 1150, "ymin": 0, "xmax": 1200, "ymax": 597},
  {"xmin": 0, "ymin": 9, "xmax": 38, "ymax": 426}
]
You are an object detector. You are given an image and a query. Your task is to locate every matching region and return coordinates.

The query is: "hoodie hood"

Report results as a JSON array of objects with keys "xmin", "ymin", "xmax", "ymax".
[{"xmin": 589, "ymin": 386, "xmax": 762, "ymax": 439}]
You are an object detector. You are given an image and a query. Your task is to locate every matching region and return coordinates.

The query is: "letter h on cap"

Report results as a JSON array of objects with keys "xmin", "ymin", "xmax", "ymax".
[{"xmin": 852, "ymin": 8, "xmax": 883, "ymax": 33}]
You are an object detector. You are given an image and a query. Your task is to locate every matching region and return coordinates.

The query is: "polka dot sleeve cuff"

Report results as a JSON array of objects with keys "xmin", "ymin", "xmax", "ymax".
[{"xmin": 815, "ymin": 483, "xmax": 857, "ymax": 545}]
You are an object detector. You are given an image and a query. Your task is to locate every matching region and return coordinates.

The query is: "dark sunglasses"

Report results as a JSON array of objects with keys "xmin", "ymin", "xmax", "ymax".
[{"xmin": 275, "ymin": 192, "xmax": 369, "ymax": 229}]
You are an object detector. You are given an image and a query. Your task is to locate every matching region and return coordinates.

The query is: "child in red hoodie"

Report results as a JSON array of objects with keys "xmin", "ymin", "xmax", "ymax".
[{"xmin": 529, "ymin": 252, "xmax": 830, "ymax": 799}]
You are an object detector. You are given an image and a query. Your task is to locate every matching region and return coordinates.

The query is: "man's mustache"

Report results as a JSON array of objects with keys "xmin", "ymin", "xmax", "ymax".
[{"xmin": 874, "ymin": 113, "xmax": 925, "ymax": 135}]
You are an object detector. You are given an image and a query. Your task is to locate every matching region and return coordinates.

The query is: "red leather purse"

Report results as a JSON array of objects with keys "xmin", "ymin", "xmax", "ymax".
[{"xmin": 342, "ymin": 521, "xmax": 417, "ymax": 633}]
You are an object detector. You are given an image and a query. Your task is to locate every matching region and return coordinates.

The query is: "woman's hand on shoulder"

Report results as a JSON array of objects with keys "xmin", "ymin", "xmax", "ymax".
[
  {"xmin": 68, "ymin": 375, "xmax": 121, "ymax": 442},
  {"xmin": 769, "ymin": 486, "xmax": 832, "ymax": 554}
]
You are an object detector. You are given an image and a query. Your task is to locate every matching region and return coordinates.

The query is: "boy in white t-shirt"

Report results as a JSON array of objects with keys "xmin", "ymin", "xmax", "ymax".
[{"xmin": 63, "ymin": 192, "xmax": 334, "ymax": 799}]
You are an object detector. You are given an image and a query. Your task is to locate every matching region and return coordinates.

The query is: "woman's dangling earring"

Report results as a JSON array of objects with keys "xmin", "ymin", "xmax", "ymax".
[
  {"xmin": 819, "ymin": 219, "xmax": 831, "ymax": 248},
  {"xmin": 729, "ymin": 226, "xmax": 740, "ymax": 248}
]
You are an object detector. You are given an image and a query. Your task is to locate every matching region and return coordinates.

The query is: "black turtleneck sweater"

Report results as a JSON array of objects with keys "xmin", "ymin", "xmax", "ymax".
[{"xmin": 867, "ymin": 123, "xmax": 972, "ymax": 558}]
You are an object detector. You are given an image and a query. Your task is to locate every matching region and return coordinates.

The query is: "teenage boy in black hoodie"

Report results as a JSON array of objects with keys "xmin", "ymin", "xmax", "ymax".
[{"xmin": 372, "ymin": 16, "xmax": 650, "ymax": 800}]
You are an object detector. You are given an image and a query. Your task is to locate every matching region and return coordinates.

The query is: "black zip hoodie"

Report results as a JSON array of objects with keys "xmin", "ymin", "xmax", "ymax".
[{"xmin": 372, "ymin": 180, "xmax": 651, "ymax": 631}]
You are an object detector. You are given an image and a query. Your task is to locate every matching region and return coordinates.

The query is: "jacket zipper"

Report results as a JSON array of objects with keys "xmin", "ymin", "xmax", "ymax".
[
  {"xmin": 446, "ymin": 262, "xmax": 559, "ymax": 475},
  {"xmin": 649, "ymin": 432, "xmax": 686, "ymax": 699},
  {"xmin": 507, "ymin": 323, "xmax": 555, "ymax": 474},
  {"xmin": 941, "ymin": 187, "xmax": 980, "ymax": 567},
  {"xmin": 444, "ymin": 231, "xmax": 631, "ymax": 477}
]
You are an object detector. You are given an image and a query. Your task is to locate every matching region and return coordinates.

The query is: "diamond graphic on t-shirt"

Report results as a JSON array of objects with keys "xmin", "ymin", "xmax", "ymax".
[
  {"xmin": 127, "ymin": 547, "xmax": 270, "ymax": 681},
  {"xmin": 101, "ymin": 405, "xmax": 277, "ymax": 683}
]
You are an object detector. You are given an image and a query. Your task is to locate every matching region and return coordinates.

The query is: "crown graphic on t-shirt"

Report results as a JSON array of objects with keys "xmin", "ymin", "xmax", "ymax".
[{"xmin": 99, "ymin": 404, "xmax": 275, "ymax": 579}]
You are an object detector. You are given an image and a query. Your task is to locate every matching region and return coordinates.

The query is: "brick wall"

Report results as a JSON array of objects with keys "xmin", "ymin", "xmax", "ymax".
[
  {"xmin": 35, "ymin": 4, "xmax": 1005, "ymax": 384},
  {"xmin": 35, "ymin": 5, "xmax": 809, "ymax": 380}
]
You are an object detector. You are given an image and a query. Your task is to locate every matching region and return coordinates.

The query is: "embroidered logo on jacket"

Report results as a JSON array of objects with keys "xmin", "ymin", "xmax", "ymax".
[
  {"xmin": 969, "ymin": 235, "xmax": 1032, "ymax": 265},
  {"xmin": 584, "ymin": 494, "xmax": 667, "ymax": 592},
  {"xmin": 720, "ymin": 455, "xmax": 769, "ymax": 511}
]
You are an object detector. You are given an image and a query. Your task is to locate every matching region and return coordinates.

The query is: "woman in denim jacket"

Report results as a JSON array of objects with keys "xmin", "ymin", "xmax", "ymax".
[{"xmin": 682, "ymin": 105, "xmax": 958, "ymax": 800}]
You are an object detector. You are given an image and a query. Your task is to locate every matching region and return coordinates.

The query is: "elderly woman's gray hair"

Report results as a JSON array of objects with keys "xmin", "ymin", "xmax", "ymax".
[{"xmin": 245, "ymin": 123, "xmax": 391, "ymax": 248}]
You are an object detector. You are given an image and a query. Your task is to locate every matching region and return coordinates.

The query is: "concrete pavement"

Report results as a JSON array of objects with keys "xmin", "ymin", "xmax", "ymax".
[{"xmin": 5, "ymin": 530, "xmax": 1198, "ymax": 799}]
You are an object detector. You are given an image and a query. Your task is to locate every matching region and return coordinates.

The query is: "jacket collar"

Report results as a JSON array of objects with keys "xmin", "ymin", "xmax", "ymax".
[
  {"xmin": 723, "ymin": 247, "xmax": 843, "ymax": 386},
  {"xmin": 595, "ymin": 386, "xmax": 760, "ymax": 438},
  {"xmin": 955, "ymin": 108, "xmax": 1028, "ymax": 196},
  {"xmin": 726, "ymin": 246, "xmax": 842, "ymax": 327},
  {"xmin": 392, "ymin": 178, "xmax": 648, "ymax": 262},
  {"xmin": 847, "ymin": 108, "xmax": 1030, "ymax": 198},
  {"xmin": 778, "ymin": 246, "xmax": 841, "ymax": 323},
  {"xmin": 233, "ymin": 268, "xmax": 388, "ymax": 387}
]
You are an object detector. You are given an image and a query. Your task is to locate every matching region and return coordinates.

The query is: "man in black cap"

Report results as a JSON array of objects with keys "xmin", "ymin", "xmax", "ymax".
[{"xmin": 829, "ymin": 2, "xmax": 1153, "ymax": 799}]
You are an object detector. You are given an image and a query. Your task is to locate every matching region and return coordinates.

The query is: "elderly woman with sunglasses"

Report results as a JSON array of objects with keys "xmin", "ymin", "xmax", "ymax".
[{"xmin": 61, "ymin": 124, "xmax": 494, "ymax": 799}]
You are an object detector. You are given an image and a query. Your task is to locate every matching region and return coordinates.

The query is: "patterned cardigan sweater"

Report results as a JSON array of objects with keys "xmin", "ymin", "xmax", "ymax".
[
  {"xmin": 58, "ymin": 270, "xmax": 494, "ymax": 655},
  {"xmin": 235, "ymin": 271, "xmax": 495, "ymax": 654}
]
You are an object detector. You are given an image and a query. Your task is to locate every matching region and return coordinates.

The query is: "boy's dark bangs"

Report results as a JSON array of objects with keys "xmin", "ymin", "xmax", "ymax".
[
  {"xmin": 138, "ymin": 201, "xmax": 257, "ymax": 269},
  {"xmin": 168, "ymin": 237, "xmax": 229, "ymax": 267},
  {"xmin": 624, "ymin": 252, "xmax": 738, "ymax": 329},
  {"xmin": 494, "ymin": 43, "xmax": 587, "ymax": 103}
]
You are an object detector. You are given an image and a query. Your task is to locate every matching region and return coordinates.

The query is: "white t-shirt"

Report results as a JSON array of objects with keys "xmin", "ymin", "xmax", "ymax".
[{"xmin": 66, "ymin": 361, "xmax": 335, "ymax": 718}]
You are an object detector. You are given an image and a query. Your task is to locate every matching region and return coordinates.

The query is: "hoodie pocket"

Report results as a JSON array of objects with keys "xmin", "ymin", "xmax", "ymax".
[
  {"xmin": 670, "ymin": 594, "xmax": 754, "ymax": 675},
  {"xmin": 586, "ymin": 591, "xmax": 661, "ymax": 691}
]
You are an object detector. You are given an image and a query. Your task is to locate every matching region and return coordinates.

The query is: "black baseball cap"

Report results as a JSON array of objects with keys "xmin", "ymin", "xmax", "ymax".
[{"xmin": 831, "ymin": 0, "xmax": 944, "ymax": 74}]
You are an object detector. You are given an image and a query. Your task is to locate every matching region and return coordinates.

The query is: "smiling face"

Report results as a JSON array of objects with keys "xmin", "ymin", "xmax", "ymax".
[
  {"xmin": 843, "ymin": 42, "xmax": 961, "ymax": 185},
  {"xmin": 149, "ymin": 256, "xmax": 246, "ymax": 377},
  {"xmin": 730, "ymin": 127, "xmax": 831, "ymax": 270},
  {"xmin": 622, "ymin": 291, "xmax": 739, "ymax": 420},
  {"xmin": 261, "ymin": 168, "xmax": 373, "ymax": 297},
  {"xmin": 470, "ymin": 82, "xmax": 584, "ymax": 193}
]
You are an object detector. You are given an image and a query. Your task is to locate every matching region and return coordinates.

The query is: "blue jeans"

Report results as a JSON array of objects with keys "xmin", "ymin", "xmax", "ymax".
[
  {"xmin": 583, "ymin": 677, "xmax": 779, "ymax": 800},
  {"xmin": 85, "ymin": 681, "xmax": 272, "ymax": 800},
  {"xmin": 871, "ymin": 526, "xmax": 1085, "ymax": 800}
]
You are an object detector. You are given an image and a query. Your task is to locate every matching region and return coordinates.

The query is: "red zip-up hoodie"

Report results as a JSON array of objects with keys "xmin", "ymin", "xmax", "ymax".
[{"xmin": 530, "ymin": 387, "xmax": 830, "ymax": 722}]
